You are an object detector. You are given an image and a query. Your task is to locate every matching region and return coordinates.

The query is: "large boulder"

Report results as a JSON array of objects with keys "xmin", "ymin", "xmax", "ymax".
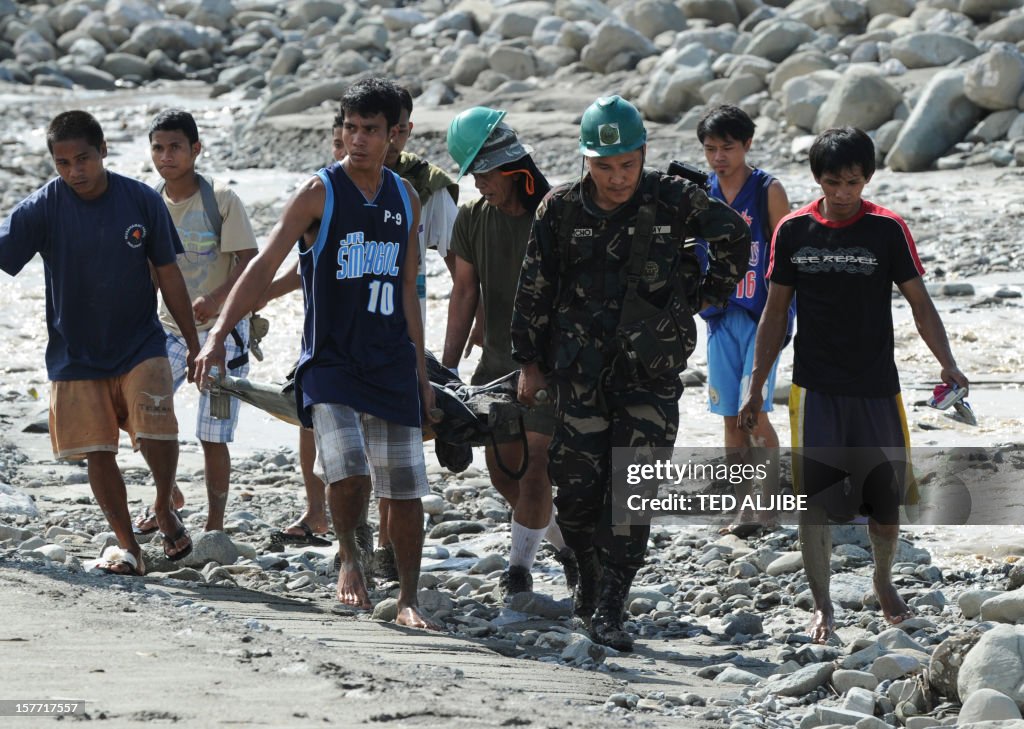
[
  {"xmin": 889, "ymin": 31, "xmax": 980, "ymax": 69},
  {"xmin": 745, "ymin": 19, "xmax": 817, "ymax": 63},
  {"xmin": 555, "ymin": 0, "xmax": 613, "ymax": 24},
  {"xmin": 781, "ymin": 69, "xmax": 841, "ymax": 131},
  {"xmin": 580, "ymin": 17, "xmax": 658, "ymax": 73},
  {"xmin": 981, "ymin": 588, "xmax": 1024, "ymax": 623},
  {"xmin": 681, "ymin": 0, "xmax": 741, "ymax": 27},
  {"xmin": 186, "ymin": 0, "xmax": 237, "ymax": 32},
  {"xmin": 488, "ymin": 44, "xmax": 536, "ymax": 80},
  {"xmin": 966, "ymin": 109, "xmax": 1019, "ymax": 142},
  {"xmin": 964, "ymin": 45, "xmax": 1024, "ymax": 111},
  {"xmin": 814, "ymin": 65, "xmax": 902, "ymax": 132},
  {"xmin": 977, "ymin": 14, "xmax": 1024, "ymax": 43},
  {"xmin": 636, "ymin": 43, "xmax": 714, "ymax": 122},
  {"xmin": 450, "ymin": 46, "xmax": 490, "ymax": 86},
  {"xmin": 959, "ymin": 0, "xmax": 1024, "ymax": 22},
  {"xmin": 768, "ymin": 50, "xmax": 835, "ymax": 94},
  {"xmin": 959, "ymin": 689, "xmax": 1024, "ymax": 725},
  {"xmin": 886, "ymin": 69, "xmax": 981, "ymax": 171},
  {"xmin": 618, "ymin": 0, "xmax": 687, "ymax": 40},
  {"xmin": 959, "ymin": 625, "xmax": 1024, "ymax": 710},
  {"xmin": 105, "ymin": 0, "xmax": 163, "ymax": 30},
  {"xmin": 120, "ymin": 19, "xmax": 222, "ymax": 56},
  {"xmin": 101, "ymin": 50, "xmax": 153, "ymax": 79},
  {"xmin": 262, "ymin": 79, "xmax": 346, "ymax": 116},
  {"xmin": 930, "ymin": 631, "xmax": 984, "ymax": 701}
]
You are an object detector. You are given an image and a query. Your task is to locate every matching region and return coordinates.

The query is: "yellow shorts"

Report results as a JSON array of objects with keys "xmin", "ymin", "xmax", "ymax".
[{"xmin": 49, "ymin": 357, "xmax": 178, "ymax": 460}]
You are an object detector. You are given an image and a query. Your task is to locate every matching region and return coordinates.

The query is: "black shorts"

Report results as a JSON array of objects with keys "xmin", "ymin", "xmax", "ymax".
[{"xmin": 789, "ymin": 385, "xmax": 913, "ymax": 525}]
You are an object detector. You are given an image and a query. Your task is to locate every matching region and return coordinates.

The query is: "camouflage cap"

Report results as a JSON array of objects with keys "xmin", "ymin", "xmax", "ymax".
[{"xmin": 466, "ymin": 122, "xmax": 533, "ymax": 175}]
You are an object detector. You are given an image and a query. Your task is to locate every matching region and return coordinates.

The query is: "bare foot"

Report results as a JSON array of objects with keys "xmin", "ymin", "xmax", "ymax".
[
  {"xmin": 875, "ymin": 578, "xmax": 913, "ymax": 625},
  {"xmin": 395, "ymin": 605, "xmax": 442, "ymax": 631},
  {"xmin": 336, "ymin": 561, "xmax": 372, "ymax": 609},
  {"xmin": 808, "ymin": 604, "xmax": 835, "ymax": 644}
]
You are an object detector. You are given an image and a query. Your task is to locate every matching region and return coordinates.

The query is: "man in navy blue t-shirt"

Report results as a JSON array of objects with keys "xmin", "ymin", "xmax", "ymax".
[{"xmin": 0, "ymin": 111, "xmax": 200, "ymax": 576}]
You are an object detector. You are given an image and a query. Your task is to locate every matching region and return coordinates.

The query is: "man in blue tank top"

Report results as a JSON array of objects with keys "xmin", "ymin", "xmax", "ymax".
[
  {"xmin": 194, "ymin": 78, "xmax": 440, "ymax": 631},
  {"xmin": 696, "ymin": 105, "xmax": 793, "ymax": 537}
]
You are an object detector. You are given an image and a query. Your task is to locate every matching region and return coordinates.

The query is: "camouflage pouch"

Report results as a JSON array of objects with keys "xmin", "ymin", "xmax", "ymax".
[{"xmin": 615, "ymin": 277, "xmax": 696, "ymax": 383}]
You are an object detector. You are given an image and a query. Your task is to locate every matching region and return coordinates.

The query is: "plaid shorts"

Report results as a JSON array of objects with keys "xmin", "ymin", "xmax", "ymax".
[
  {"xmin": 311, "ymin": 403, "xmax": 429, "ymax": 500},
  {"xmin": 166, "ymin": 318, "xmax": 250, "ymax": 443}
]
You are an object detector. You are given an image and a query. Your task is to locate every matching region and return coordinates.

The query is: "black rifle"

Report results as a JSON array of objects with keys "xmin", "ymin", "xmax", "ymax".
[{"xmin": 667, "ymin": 160, "xmax": 710, "ymax": 191}]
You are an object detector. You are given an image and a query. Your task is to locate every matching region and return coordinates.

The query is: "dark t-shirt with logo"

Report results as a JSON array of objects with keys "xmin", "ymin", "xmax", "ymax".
[
  {"xmin": 767, "ymin": 198, "xmax": 924, "ymax": 397},
  {"xmin": 0, "ymin": 172, "xmax": 182, "ymax": 380}
]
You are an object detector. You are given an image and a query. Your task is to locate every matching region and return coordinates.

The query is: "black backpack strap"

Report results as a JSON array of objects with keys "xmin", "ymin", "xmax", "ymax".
[
  {"xmin": 620, "ymin": 174, "xmax": 660, "ymax": 313},
  {"xmin": 555, "ymin": 182, "xmax": 582, "ymax": 274},
  {"xmin": 226, "ymin": 326, "xmax": 248, "ymax": 370},
  {"xmin": 196, "ymin": 174, "xmax": 223, "ymax": 240}
]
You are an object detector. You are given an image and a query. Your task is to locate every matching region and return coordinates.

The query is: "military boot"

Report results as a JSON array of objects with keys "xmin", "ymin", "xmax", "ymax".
[
  {"xmin": 573, "ymin": 548, "xmax": 602, "ymax": 627},
  {"xmin": 590, "ymin": 569, "xmax": 635, "ymax": 652}
]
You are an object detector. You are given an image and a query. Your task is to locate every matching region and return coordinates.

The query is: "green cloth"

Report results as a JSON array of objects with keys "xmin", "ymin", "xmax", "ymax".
[
  {"xmin": 451, "ymin": 197, "xmax": 534, "ymax": 384},
  {"xmin": 391, "ymin": 151, "xmax": 458, "ymax": 205}
]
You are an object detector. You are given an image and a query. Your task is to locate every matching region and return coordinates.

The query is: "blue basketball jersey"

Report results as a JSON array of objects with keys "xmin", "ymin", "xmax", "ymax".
[{"xmin": 293, "ymin": 162, "xmax": 419, "ymax": 428}]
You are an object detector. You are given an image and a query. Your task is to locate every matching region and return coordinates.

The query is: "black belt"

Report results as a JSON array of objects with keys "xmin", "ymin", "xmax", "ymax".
[{"xmin": 227, "ymin": 326, "xmax": 248, "ymax": 370}]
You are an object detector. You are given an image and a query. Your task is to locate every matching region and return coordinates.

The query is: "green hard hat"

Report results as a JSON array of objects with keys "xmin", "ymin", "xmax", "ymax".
[
  {"xmin": 579, "ymin": 95, "xmax": 647, "ymax": 157},
  {"xmin": 447, "ymin": 106, "xmax": 507, "ymax": 181}
]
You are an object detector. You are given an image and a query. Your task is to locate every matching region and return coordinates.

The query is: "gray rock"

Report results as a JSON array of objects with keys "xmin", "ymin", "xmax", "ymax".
[
  {"xmin": 723, "ymin": 610, "xmax": 763, "ymax": 637},
  {"xmin": 580, "ymin": 17, "xmax": 658, "ymax": 74},
  {"xmin": 183, "ymin": 530, "xmax": 239, "ymax": 568},
  {"xmin": 629, "ymin": 597, "xmax": 656, "ymax": 615},
  {"xmin": 766, "ymin": 551, "xmax": 804, "ymax": 576},
  {"xmin": 67, "ymin": 37, "xmax": 107, "ymax": 67},
  {"xmin": 532, "ymin": 15, "xmax": 566, "ymax": 46},
  {"xmin": 328, "ymin": 50, "xmax": 370, "ymax": 76},
  {"xmin": 263, "ymin": 80, "xmax": 346, "ymax": 116},
  {"xmin": 770, "ymin": 662, "xmax": 836, "ymax": 697},
  {"xmin": 268, "ymin": 43, "xmax": 303, "ymax": 79},
  {"xmin": 535, "ymin": 45, "xmax": 578, "ymax": 74},
  {"xmin": 875, "ymin": 119, "xmax": 905, "ymax": 155},
  {"xmin": 981, "ymin": 588, "xmax": 1024, "ymax": 623},
  {"xmin": 845, "ymin": 686, "xmax": 878, "ymax": 715},
  {"xmin": 844, "ymin": 643, "xmax": 885, "ymax": 670},
  {"xmin": 100, "ymin": 51, "xmax": 153, "ymax": 80},
  {"xmin": 152, "ymin": 567, "xmax": 204, "ymax": 582},
  {"xmin": 977, "ymin": 14, "xmax": 1024, "ymax": 44},
  {"xmin": 469, "ymin": 553, "xmax": 505, "ymax": 574},
  {"xmin": 217, "ymin": 63, "xmax": 262, "ymax": 87},
  {"xmin": 450, "ymin": 46, "xmax": 490, "ymax": 86},
  {"xmin": 856, "ymin": 717, "xmax": 896, "ymax": 729},
  {"xmin": 0, "ymin": 524, "xmax": 33, "ymax": 542},
  {"xmin": 372, "ymin": 597, "xmax": 399, "ymax": 622},
  {"xmin": 380, "ymin": 8, "xmax": 429, "ymax": 33},
  {"xmin": 768, "ymin": 50, "xmax": 836, "ymax": 95},
  {"xmin": 812, "ymin": 706, "xmax": 875, "ymax": 727},
  {"xmin": 429, "ymin": 520, "xmax": 486, "ymax": 539},
  {"xmin": 293, "ymin": 0, "xmax": 347, "ymax": 23},
  {"xmin": 834, "ymin": 669, "xmax": 881, "ymax": 693},
  {"xmin": 561, "ymin": 633, "xmax": 606, "ymax": 665},
  {"xmin": 488, "ymin": 44, "xmax": 536, "ymax": 80},
  {"xmin": 889, "ymin": 32, "xmax": 980, "ymax": 69},
  {"xmin": 417, "ymin": 589, "xmax": 455, "ymax": 615},
  {"xmin": 14, "ymin": 30, "xmax": 57, "ymax": 64},
  {"xmin": 717, "ymin": 73, "xmax": 766, "ymax": 105},
  {"xmin": 32, "ymin": 544, "xmax": 67, "ymax": 563},
  {"xmin": 782, "ymin": 70, "xmax": 842, "ymax": 131},
  {"xmin": 965, "ymin": 45, "xmax": 1024, "ymax": 111},
  {"xmin": 715, "ymin": 666, "xmax": 763, "ymax": 685},
  {"xmin": 0, "ymin": 483, "xmax": 40, "ymax": 517},
  {"xmin": 966, "ymin": 109, "xmax": 1019, "ymax": 142},
  {"xmin": 746, "ymin": 19, "xmax": 818, "ymax": 63},
  {"xmin": 886, "ymin": 69, "xmax": 981, "ymax": 172},
  {"xmin": 960, "ymin": 0, "xmax": 1024, "ymax": 21},
  {"xmin": 508, "ymin": 591, "xmax": 573, "ymax": 619},
  {"xmin": 877, "ymin": 627, "xmax": 930, "ymax": 654},
  {"xmin": 681, "ymin": 0, "xmax": 740, "ymax": 27},
  {"xmin": 960, "ymin": 689, "xmax": 1023, "ymax": 724},
  {"xmin": 145, "ymin": 48, "xmax": 184, "ymax": 80},
  {"xmin": 871, "ymin": 653, "xmax": 923, "ymax": 681},
  {"xmin": 490, "ymin": 7, "xmax": 544, "ymax": 39},
  {"xmin": 121, "ymin": 20, "xmax": 221, "ymax": 57},
  {"xmin": 637, "ymin": 44, "xmax": 713, "ymax": 122},
  {"xmin": 1010, "ymin": 564, "xmax": 1024, "ymax": 591},
  {"xmin": 814, "ymin": 65, "xmax": 903, "ymax": 132},
  {"xmin": 618, "ymin": 0, "xmax": 687, "ymax": 40},
  {"xmin": 106, "ymin": 0, "xmax": 163, "ymax": 30},
  {"xmin": 555, "ymin": 0, "xmax": 613, "ymax": 24}
]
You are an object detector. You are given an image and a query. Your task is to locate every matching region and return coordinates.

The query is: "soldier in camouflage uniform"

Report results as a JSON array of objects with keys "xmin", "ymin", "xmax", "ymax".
[{"xmin": 511, "ymin": 96, "xmax": 750, "ymax": 651}]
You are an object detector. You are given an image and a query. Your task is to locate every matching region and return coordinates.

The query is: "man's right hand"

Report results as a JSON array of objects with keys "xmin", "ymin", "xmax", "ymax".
[
  {"xmin": 737, "ymin": 390, "xmax": 764, "ymax": 434},
  {"xmin": 517, "ymin": 363, "xmax": 547, "ymax": 407},
  {"xmin": 194, "ymin": 335, "xmax": 227, "ymax": 392}
]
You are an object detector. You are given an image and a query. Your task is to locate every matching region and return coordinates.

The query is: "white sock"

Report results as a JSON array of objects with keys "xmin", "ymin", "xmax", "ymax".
[
  {"xmin": 509, "ymin": 520, "xmax": 547, "ymax": 569},
  {"xmin": 545, "ymin": 510, "xmax": 566, "ymax": 551}
]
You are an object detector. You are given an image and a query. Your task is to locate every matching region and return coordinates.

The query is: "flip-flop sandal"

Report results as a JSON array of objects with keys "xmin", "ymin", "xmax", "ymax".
[
  {"xmin": 162, "ymin": 521, "xmax": 193, "ymax": 562},
  {"xmin": 94, "ymin": 546, "xmax": 143, "ymax": 576},
  {"xmin": 132, "ymin": 507, "xmax": 159, "ymax": 535},
  {"xmin": 270, "ymin": 521, "xmax": 332, "ymax": 547}
]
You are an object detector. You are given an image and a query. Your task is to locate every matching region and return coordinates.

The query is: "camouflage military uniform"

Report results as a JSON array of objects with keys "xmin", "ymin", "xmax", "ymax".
[{"xmin": 511, "ymin": 169, "xmax": 750, "ymax": 609}]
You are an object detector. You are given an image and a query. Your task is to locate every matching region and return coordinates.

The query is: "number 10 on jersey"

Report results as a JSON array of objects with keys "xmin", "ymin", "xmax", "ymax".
[{"xmin": 367, "ymin": 280, "xmax": 395, "ymax": 315}]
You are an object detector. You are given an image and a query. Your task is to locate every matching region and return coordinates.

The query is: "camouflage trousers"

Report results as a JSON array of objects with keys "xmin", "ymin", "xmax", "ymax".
[{"xmin": 549, "ymin": 375, "xmax": 682, "ymax": 577}]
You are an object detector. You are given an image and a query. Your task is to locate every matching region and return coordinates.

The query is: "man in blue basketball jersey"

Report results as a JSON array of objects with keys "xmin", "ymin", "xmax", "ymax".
[
  {"xmin": 195, "ymin": 78, "xmax": 439, "ymax": 631},
  {"xmin": 696, "ymin": 105, "xmax": 792, "ymax": 536}
]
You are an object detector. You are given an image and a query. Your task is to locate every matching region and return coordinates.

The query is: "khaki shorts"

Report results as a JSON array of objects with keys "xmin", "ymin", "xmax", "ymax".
[{"xmin": 49, "ymin": 357, "xmax": 178, "ymax": 460}]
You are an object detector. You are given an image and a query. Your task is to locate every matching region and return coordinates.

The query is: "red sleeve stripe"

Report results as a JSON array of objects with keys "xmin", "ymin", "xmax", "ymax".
[{"xmin": 865, "ymin": 203, "xmax": 925, "ymax": 276}]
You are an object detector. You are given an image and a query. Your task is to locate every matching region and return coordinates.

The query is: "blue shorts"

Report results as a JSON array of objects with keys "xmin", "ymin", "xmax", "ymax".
[
  {"xmin": 167, "ymin": 317, "xmax": 249, "ymax": 443},
  {"xmin": 706, "ymin": 307, "xmax": 780, "ymax": 416},
  {"xmin": 789, "ymin": 384, "xmax": 913, "ymax": 524}
]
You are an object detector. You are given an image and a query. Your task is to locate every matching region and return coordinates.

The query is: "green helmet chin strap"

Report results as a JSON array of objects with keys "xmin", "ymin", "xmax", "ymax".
[{"xmin": 579, "ymin": 95, "xmax": 647, "ymax": 158}]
